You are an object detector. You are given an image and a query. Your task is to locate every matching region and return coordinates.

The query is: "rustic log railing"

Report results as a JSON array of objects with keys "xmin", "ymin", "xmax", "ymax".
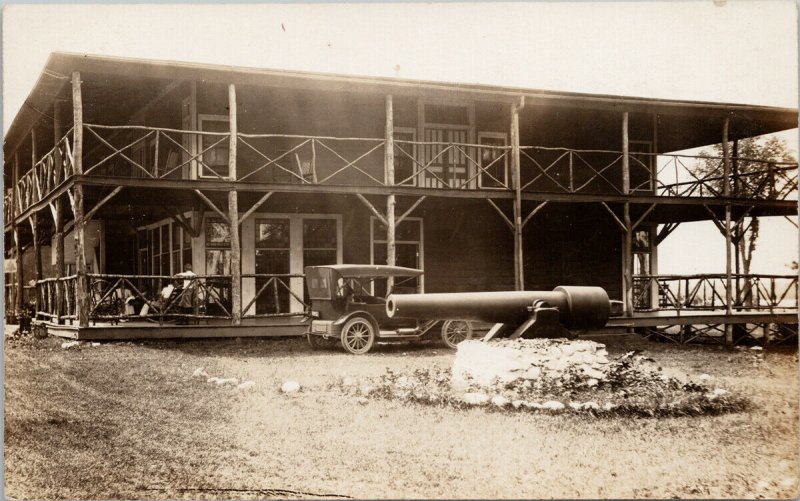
[
  {"xmin": 11, "ymin": 124, "xmax": 798, "ymax": 226},
  {"xmin": 633, "ymin": 274, "xmax": 799, "ymax": 313},
  {"xmin": 13, "ymin": 128, "xmax": 74, "ymax": 216},
  {"xmin": 34, "ymin": 272, "xmax": 309, "ymax": 325}
]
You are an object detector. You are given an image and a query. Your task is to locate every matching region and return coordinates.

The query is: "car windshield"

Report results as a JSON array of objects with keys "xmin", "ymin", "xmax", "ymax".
[{"xmin": 334, "ymin": 274, "xmax": 418, "ymax": 298}]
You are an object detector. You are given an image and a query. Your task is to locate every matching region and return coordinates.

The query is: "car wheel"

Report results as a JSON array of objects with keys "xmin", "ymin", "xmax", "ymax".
[
  {"xmin": 441, "ymin": 320, "xmax": 473, "ymax": 349},
  {"xmin": 307, "ymin": 333, "xmax": 338, "ymax": 350},
  {"xmin": 341, "ymin": 317, "xmax": 376, "ymax": 355}
]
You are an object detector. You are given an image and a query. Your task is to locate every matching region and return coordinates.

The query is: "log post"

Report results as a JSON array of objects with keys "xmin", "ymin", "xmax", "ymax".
[
  {"xmin": 385, "ymin": 95, "xmax": 396, "ymax": 290},
  {"xmin": 13, "ymin": 152, "xmax": 23, "ymax": 313},
  {"xmin": 72, "ymin": 71, "xmax": 89, "ymax": 328},
  {"xmin": 722, "ymin": 115, "xmax": 733, "ymax": 344},
  {"xmin": 622, "ymin": 111, "xmax": 633, "ymax": 315},
  {"xmin": 510, "ymin": 99, "xmax": 524, "ymax": 291},
  {"xmin": 30, "ymin": 130, "xmax": 42, "ymax": 285},
  {"xmin": 227, "ymin": 83, "xmax": 241, "ymax": 325},
  {"xmin": 53, "ymin": 101, "xmax": 65, "ymax": 322}
]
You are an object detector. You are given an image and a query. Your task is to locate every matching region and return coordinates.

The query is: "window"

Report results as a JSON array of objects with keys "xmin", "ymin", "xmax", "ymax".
[
  {"xmin": 393, "ymin": 128, "xmax": 417, "ymax": 186},
  {"xmin": 198, "ymin": 115, "xmax": 230, "ymax": 178},
  {"xmin": 205, "ymin": 218, "xmax": 231, "ymax": 274},
  {"xmin": 478, "ymin": 132, "xmax": 508, "ymax": 189},
  {"xmin": 255, "ymin": 219, "xmax": 291, "ymax": 313},
  {"xmin": 371, "ymin": 217, "xmax": 423, "ymax": 297},
  {"xmin": 137, "ymin": 218, "xmax": 193, "ymax": 277}
]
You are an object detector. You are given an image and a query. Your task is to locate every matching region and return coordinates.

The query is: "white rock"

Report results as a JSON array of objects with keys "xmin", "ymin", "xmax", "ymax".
[
  {"xmin": 525, "ymin": 401, "xmax": 542, "ymax": 409},
  {"xmin": 698, "ymin": 373, "xmax": 713, "ymax": 381},
  {"xmin": 491, "ymin": 395, "xmax": 510, "ymax": 408},
  {"xmin": 560, "ymin": 344, "xmax": 577, "ymax": 356},
  {"xmin": 569, "ymin": 402, "xmax": 582, "ymax": 410},
  {"xmin": 595, "ymin": 356, "xmax": 609, "ymax": 364},
  {"xmin": 581, "ymin": 401, "xmax": 600, "ymax": 410},
  {"xmin": 216, "ymin": 377, "xmax": 239, "ymax": 386},
  {"xmin": 596, "ymin": 349, "xmax": 609, "ymax": 358},
  {"xmin": 355, "ymin": 396, "xmax": 369, "ymax": 405},
  {"xmin": 708, "ymin": 388, "xmax": 729, "ymax": 399},
  {"xmin": 192, "ymin": 368, "xmax": 208, "ymax": 378},
  {"xmin": 237, "ymin": 380, "xmax": 256, "ymax": 390},
  {"xmin": 207, "ymin": 377, "xmax": 219, "ymax": 384},
  {"xmin": 462, "ymin": 392, "xmax": 490, "ymax": 405},
  {"xmin": 90, "ymin": 342, "xmax": 101, "ymax": 347},
  {"xmin": 281, "ymin": 380, "xmax": 301, "ymax": 393},
  {"xmin": 541, "ymin": 400, "xmax": 565, "ymax": 411},
  {"xmin": 750, "ymin": 346, "xmax": 764, "ymax": 351},
  {"xmin": 61, "ymin": 341, "xmax": 80, "ymax": 349},
  {"xmin": 511, "ymin": 400, "xmax": 525, "ymax": 409},
  {"xmin": 586, "ymin": 378, "xmax": 599, "ymax": 387},
  {"xmin": 603, "ymin": 402, "xmax": 616, "ymax": 411}
]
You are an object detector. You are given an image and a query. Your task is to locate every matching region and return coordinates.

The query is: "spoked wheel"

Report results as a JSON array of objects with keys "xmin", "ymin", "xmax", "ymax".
[
  {"xmin": 307, "ymin": 333, "xmax": 339, "ymax": 350},
  {"xmin": 341, "ymin": 317, "xmax": 376, "ymax": 355},
  {"xmin": 441, "ymin": 319, "xmax": 473, "ymax": 349}
]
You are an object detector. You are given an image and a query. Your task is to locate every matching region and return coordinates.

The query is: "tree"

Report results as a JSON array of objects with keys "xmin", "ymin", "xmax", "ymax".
[{"xmin": 694, "ymin": 136, "xmax": 796, "ymax": 305}]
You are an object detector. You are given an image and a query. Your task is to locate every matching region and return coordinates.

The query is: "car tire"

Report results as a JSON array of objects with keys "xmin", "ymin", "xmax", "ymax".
[
  {"xmin": 341, "ymin": 317, "xmax": 376, "ymax": 355},
  {"xmin": 441, "ymin": 319, "xmax": 473, "ymax": 349},
  {"xmin": 307, "ymin": 333, "xmax": 338, "ymax": 350}
]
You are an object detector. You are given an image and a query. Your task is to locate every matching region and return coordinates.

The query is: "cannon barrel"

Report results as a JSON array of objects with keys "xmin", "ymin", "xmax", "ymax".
[{"xmin": 386, "ymin": 286, "xmax": 611, "ymax": 331}]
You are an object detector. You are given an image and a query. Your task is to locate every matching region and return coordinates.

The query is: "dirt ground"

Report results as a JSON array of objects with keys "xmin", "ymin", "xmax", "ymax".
[{"xmin": 3, "ymin": 330, "xmax": 799, "ymax": 499}]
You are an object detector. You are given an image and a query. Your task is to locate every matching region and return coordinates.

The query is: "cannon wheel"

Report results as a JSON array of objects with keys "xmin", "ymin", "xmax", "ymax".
[
  {"xmin": 341, "ymin": 317, "xmax": 376, "ymax": 355},
  {"xmin": 306, "ymin": 333, "xmax": 339, "ymax": 350},
  {"xmin": 441, "ymin": 320, "xmax": 473, "ymax": 349}
]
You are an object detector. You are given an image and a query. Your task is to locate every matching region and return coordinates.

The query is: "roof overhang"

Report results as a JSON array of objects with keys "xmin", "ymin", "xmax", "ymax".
[{"xmin": 5, "ymin": 52, "xmax": 798, "ymax": 159}]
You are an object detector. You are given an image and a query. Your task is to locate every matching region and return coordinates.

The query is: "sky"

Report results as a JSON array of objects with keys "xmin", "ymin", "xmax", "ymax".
[{"xmin": 2, "ymin": 1, "xmax": 798, "ymax": 274}]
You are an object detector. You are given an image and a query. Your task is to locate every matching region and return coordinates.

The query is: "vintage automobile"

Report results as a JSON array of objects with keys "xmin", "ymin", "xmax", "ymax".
[{"xmin": 304, "ymin": 264, "xmax": 473, "ymax": 354}]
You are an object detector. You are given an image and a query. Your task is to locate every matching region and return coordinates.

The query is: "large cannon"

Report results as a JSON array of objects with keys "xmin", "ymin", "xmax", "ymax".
[{"xmin": 386, "ymin": 286, "xmax": 622, "ymax": 339}]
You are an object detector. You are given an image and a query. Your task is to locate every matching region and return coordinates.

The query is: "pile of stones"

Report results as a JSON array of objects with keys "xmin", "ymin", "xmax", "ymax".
[{"xmin": 452, "ymin": 338, "xmax": 610, "ymax": 392}]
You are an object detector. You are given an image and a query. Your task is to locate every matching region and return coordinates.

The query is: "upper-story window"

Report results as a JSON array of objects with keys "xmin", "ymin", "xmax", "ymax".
[
  {"xmin": 198, "ymin": 115, "xmax": 230, "ymax": 179},
  {"xmin": 478, "ymin": 132, "xmax": 508, "ymax": 189}
]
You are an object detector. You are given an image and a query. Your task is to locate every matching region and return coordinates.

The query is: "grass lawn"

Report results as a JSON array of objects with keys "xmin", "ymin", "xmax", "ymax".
[{"xmin": 3, "ymin": 332, "xmax": 799, "ymax": 499}]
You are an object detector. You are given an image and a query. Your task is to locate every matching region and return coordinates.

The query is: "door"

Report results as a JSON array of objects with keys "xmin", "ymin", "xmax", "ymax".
[
  {"xmin": 255, "ymin": 218, "xmax": 291, "ymax": 314},
  {"xmin": 423, "ymin": 127, "xmax": 469, "ymax": 188}
]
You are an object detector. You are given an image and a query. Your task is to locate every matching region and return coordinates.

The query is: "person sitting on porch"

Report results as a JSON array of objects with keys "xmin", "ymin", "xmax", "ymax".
[{"xmin": 174, "ymin": 264, "xmax": 198, "ymax": 324}]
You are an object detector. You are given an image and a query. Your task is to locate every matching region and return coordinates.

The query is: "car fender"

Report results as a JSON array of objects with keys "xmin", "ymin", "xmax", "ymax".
[{"xmin": 333, "ymin": 311, "xmax": 380, "ymax": 334}]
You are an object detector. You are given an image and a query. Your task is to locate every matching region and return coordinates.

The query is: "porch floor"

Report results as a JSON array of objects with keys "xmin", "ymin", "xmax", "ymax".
[{"xmin": 36, "ymin": 308, "xmax": 797, "ymax": 340}]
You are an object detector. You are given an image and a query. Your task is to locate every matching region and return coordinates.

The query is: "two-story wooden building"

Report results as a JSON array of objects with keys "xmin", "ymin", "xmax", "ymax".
[{"xmin": 4, "ymin": 53, "xmax": 798, "ymax": 343}]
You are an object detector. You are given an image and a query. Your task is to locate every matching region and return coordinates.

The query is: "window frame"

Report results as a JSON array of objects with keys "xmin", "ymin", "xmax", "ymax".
[{"xmin": 197, "ymin": 114, "xmax": 231, "ymax": 179}]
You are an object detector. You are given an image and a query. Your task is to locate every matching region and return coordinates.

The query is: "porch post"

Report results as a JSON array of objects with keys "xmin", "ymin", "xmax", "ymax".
[
  {"xmin": 510, "ymin": 99, "xmax": 524, "ymax": 291},
  {"xmin": 72, "ymin": 71, "xmax": 89, "ymax": 328},
  {"xmin": 385, "ymin": 95, "xmax": 396, "ymax": 289},
  {"xmin": 30, "ymin": 130, "xmax": 42, "ymax": 282},
  {"xmin": 13, "ymin": 151, "xmax": 23, "ymax": 313},
  {"xmin": 53, "ymin": 101, "xmax": 65, "ymax": 322},
  {"xmin": 650, "ymin": 113, "xmax": 659, "ymax": 309},
  {"xmin": 227, "ymin": 83, "xmax": 242, "ymax": 325},
  {"xmin": 622, "ymin": 111, "xmax": 633, "ymax": 316},
  {"xmin": 722, "ymin": 115, "xmax": 733, "ymax": 344}
]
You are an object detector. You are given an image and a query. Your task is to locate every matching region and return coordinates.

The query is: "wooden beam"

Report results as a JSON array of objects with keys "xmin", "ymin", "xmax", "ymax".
[
  {"xmin": 227, "ymin": 83, "xmax": 241, "ymax": 325},
  {"xmin": 83, "ymin": 186, "xmax": 123, "ymax": 223},
  {"xmin": 396, "ymin": 196, "xmax": 426, "ymax": 226},
  {"xmin": 355, "ymin": 193, "xmax": 387, "ymax": 227},
  {"xmin": 600, "ymin": 201, "xmax": 626, "ymax": 231},
  {"xmin": 632, "ymin": 203, "xmax": 657, "ymax": 230},
  {"xmin": 385, "ymin": 95, "xmax": 396, "ymax": 285},
  {"xmin": 29, "ymin": 212, "xmax": 42, "ymax": 282},
  {"xmin": 487, "ymin": 199, "xmax": 514, "ymax": 232},
  {"xmin": 623, "ymin": 202, "xmax": 633, "ymax": 316},
  {"xmin": 193, "ymin": 189, "xmax": 229, "ymax": 223},
  {"xmin": 655, "ymin": 222, "xmax": 680, "ymax": 246},
  {"xmin": 702, "ymin": 204, "xmax": 726, "ymax": 235},
  {"xmin": 521, "ymin": 201, "xmax": 548, "ymax": 228},
  {"xmin": 238, "ymin": 191, "xmax": 273, "ymax": 225},
  {"xmin": 622, "ymin": 111, "xmax": 630, "ymax": 195},
  {"xmin": 72, "ymin": 71, "xmax": 88, "ymax": 328},
  {"xmin": 511, "ymin": 98, "xmax": 524, "ymax": 290},
  {"xmin": 722, "ymin": 115, "xmax": 733, "ymax": 345}
]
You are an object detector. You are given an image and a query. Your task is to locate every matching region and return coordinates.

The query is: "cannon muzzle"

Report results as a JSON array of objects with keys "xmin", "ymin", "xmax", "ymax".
[{"xmin": 386, "ymin": 286, "xmax": 612, "ymax": 337}]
